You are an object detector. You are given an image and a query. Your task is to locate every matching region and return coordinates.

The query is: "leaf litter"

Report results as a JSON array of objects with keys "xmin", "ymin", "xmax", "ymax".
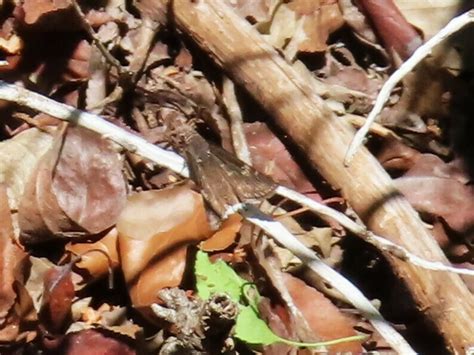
[{"xmin": 0, "ymin": 0, "xmax": 472, "ymax": 353}]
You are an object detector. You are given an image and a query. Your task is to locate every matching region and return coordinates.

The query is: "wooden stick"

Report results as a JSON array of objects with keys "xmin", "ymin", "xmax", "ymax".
[{"xmin": 171, "ymin": 1, "xmax": 474, "ymax": 352}]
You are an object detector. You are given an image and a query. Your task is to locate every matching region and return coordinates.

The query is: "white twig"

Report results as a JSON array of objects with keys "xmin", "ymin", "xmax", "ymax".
[
  {"xmin": 0, "ymin": 81, "xmax": 188, "ymax": 176},
  {"xmin": 344, "ymin": 10, "xmax": 474, "ymax": 166},
  {"xmin": 276, "ymin": 186, "xmax": 474, "ymax": 276},
  {"xmin": 240, "ymin": 205, "xmax": 416, "ymax": 355}
]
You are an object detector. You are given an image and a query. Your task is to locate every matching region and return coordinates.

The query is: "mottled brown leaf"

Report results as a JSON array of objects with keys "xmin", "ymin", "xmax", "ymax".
[
  {"xmin": 395, "ymin": 154, "xmax": 474, "ymax": 239},
  {"xmin": 283, "ymin": 273, "xmax": 362, "ymax": 353},
  {"xmin": 19, "ymin": 125, "xmax": 127, "ymax": 244},
  {"xmin": 40, "ymin": 263, "xmax": 75, "ymax": 333}
]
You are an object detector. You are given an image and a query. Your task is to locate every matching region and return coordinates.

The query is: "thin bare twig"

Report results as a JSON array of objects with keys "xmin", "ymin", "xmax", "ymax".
[
  {"xmin": 222, "ymin": 77, "xmax": 252, "ymax": 164},
  {"xmin": 344, "ymin": 9, "xmax": 474, "ymax": 166}
]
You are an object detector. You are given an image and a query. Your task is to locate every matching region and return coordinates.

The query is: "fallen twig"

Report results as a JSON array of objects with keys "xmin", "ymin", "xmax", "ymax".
[{"xmin": 344, "ymin": 9, "xmax": 474, "ymax": 165}]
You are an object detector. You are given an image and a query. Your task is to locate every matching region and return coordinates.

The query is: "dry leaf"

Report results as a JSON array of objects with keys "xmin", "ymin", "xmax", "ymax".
[
  {"xmin": 40, "ymin": 263, "xmax": 75, "ymax": 334},
  {"xmin": 66, "ymin": 228, "xmax": 120, "ymax": 285},
  {"xmin": 0, "ymin": 185, "xmax": 36, "ymax": 343},
  {"xmin": 245, "ymin": 122, "xmax": 323, "ymax": 202},
  {"xmin": 116, "ymin": 186, "xmax": 212, "ymax": 309},
  {"xmin": 395, "ymin": 154, "xmax": 474, "ymax": 240},
  {"xmin": 394, "ymin": 0, "xmax": 462, "ymax": 38},
  {"xmin": 19, "ymin": 125, "xmax": 127, "ymax": 244},
  {"xmin": 201, "ymin": 213, "xmax": 242, "ymax": 252},
  {"xmin": 283, "ymin": 273, "xmax": 362, "ymax": 353},
  {"xmin": 0, "ymin": 128, "xmax": 54, "ymax": 210}
]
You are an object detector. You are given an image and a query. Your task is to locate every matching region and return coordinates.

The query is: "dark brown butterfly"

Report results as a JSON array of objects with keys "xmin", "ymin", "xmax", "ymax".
[{"xmin": 184, "ymin": 131, "xmax": 277, "ymax": 217}]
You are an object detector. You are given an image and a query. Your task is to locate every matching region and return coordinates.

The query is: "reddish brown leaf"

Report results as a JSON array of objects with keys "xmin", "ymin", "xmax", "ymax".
[
  {"xmin": 19, "ymin": 124, "xmax": 127, "ymax": 244},
  {"xmin": 283, "ymin": 273, "xmax": 362, "ymax": 353},
  {"xmin": 40, "ymin": 263, "xmax": 75, "ymax": 333},
  {"xmin": 394, "ymin": 154, "xmax": 474, "ymax": 239},
  {"xmin": 245, "ymin": 122, "xmax": 323, "ymax": 202},
  {"xmin": 19, "ymin": 0, "xmax": 81, "ymax": 30},
  {"xmin": 116, "ymin": 186, "xmax": 212, "ymax": 309},
  {"xmin": 63, "ymin": 329, "xmax": 135, "ymax": 355}
]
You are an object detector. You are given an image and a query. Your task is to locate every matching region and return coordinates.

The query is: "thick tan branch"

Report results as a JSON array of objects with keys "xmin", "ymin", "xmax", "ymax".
[{"xmin": 171, "ymin": 1, "xmax": 474, "ymax": 352}]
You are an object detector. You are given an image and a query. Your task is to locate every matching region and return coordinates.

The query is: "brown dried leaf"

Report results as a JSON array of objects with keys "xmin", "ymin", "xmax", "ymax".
[
  {"xmin": 19, "ymin": 125, "xmax": 127, "ymax": 243},
  {"xmin": 19, "ymin": 0, "xmax": 81, "ymax": 30},
  {"xmin": 66, "ymin": 228, "xmax": 120, "ymax": 284},
  {"xmin": 201, "ymin": 213, "xmax": 242, "ymax": 252},
  {"xmin": 116, "ymin": 186, "xmax": 212, "ymax": 308},
  {"xmin": 40, "ymin": 263, "xmax": 75, "ymax": 334},
  {"xmin": 283, "ymin": 273, "xmax": 362, "ymax": 353},
  {"xmin": 263, "ymin": 0, "xmax": 344, "ymax": 57},
  {"xmin": 245, "ymin": 122, "xmax": 322, "ymax": 202},
  {"xmin": 395, "ymin": 155, "xmax": 474, "ymax": 239},
  {"xmin": 0, "ymin": 128, "xmax": 54, "ymax": 210},
  {"xmin": 0, "ymin": 185, "xmax": 28, "ymax": 318},
  {"xmin": 287, "ymin": 0, "xmax": 345, "ymax": 53}
]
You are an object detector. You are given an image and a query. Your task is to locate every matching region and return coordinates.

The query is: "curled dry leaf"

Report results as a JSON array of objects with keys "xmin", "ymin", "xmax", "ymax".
[
  {"xmin": 0, "ymin": 185, "xmax": 37, "ymax": 344},
  {"xmin": 116, "ymin": 186, "xmax": 212, "ymax": 309},
  {"xmin": 19, "ymin": 125, "xmax": 127, "ymax": 244},
  {"xmin": 0, "ymin": 128, "xmax": 54, "ymax": 210},
  {"xmin": 66, "ymin": 228, "xmax": 120, "ymax": 285}
]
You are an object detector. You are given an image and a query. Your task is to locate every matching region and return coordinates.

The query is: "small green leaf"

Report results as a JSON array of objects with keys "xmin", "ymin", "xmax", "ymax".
[
  {"xmin": 234, "ymin": 305, "xmax": 281, "ymax": 346},
  {"xmin": 195, "ymin": 250, "xmax": 245, "ymax": 301},
  {"xmin": 194, "ymin": 251, "xmax": 367, "ymax": 349}
]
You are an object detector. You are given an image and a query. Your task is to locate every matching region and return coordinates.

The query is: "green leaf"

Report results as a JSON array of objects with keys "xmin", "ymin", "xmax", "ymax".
[
  {"xmin": 194, "ymin": 251, "xmax": 367, "ymax": 349},
  {"xmin": 234, "ymin": 305, "xmax": 281, "ymax": 346},
  {"xmin": 195, "ymin": 250, "xmax": 245, "ymax": 301}
]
